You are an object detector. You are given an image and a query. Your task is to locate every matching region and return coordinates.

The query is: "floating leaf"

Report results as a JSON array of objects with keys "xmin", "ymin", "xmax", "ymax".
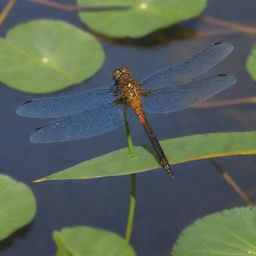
[
  {"xmin": 247, "ymin": 45, "xmax": 256, "ymax": 81},
  {"xmin": 172, "ymin": 207, "xmax": 256, "ymax": 256},
  {"xmin": 0, "ymin": 175, "xmax": 36, "ymax": 240},
  {"xmin": 35, "ymin": 131, "xmax": 256, "ymax": 181},
  {"xmin": 0, "ymin": 19, "xmax": 105, "ymax": 93},
  {"xmin": 53, "ymin": 226, "xmax": 136, "ymax": 256},
  {"xmin": 77, "ymin": 0, "xmax": 207, "ymax": 38}
]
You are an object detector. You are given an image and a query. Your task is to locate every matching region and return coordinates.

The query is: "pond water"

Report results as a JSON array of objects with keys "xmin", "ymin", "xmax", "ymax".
[{"xmin": 1, "ymin": 0, "xmax": 256, "ymax": 255}]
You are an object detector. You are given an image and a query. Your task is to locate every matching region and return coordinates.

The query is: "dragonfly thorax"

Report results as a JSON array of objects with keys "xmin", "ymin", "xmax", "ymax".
[{"xmin": 112, "ymin": 67, "xmax": 146, "ymax": 109}]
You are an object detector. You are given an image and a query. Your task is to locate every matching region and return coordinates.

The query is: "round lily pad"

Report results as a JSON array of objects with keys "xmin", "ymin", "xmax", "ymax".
[
  {"xmin": 77, "ymin": 0, "xmax": 207, "ymax": 38},
  {"xmin": 53, "ymin": 226, "xmax": 136, "ymax": 256},
  {"xmin": 247, "ymin": 45, "xmax": 256, "ymax": 81},
  {"xmin": 0, "ymin": 19, "xmax": 105, "ymax": 93},
  {"xmin": 0, "ymin": 175, "xmax": 36, "ymax": 240},
  {"xmin": 172, "ymin": 207, "xmax": 256, "ymax": 256}
]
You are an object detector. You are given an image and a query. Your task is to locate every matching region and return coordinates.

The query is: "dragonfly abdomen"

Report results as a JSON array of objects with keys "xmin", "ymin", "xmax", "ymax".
[{"xmin": 134, "ymin": 106, "xmax": 175, "ymax": 178}]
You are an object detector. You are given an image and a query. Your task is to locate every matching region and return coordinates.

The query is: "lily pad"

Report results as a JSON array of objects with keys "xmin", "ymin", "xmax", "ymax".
[
  {"xmin": 172, "ymin": 207, "xmax": 256, "ymax": 256},
  {"xmin": 77, "ymin": 0, "xmax": 207, "ymax": 38},
  {"xmin": 0, "ymin": 175, "xmax": 36, "ymax": 240},
  {"xmin": 53, "ymin": 226, "xmax": 136, "ymax": 256},
  {"xmin": 246, "ymin": 45, "xmax": 256, "ymax": 81},
  {"xmin": 34, "ymin": 131, "xmax": 256, "ymax": 181},
  {"xmin": 0, "ymin": 19, "xmax": 105, "ymax": 93}
]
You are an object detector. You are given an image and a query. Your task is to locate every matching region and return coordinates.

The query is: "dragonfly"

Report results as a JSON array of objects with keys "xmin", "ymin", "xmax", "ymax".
[{"xmin": 16, "ymin": 42, "xmax": 236, "ymax": 178}]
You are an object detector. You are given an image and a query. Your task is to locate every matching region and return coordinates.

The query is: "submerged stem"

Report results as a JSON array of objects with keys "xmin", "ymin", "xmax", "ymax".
[
  {"xmin": 209, "ymin": 158, "xmax": 254, "ymax": 205},
  {"xmin": 200, "ymin": 15, "xmax": 256, "ymax": 35},
  {"xmin": 123, "ymin": 109, "xmax": 137, "ymax": 243},
  {"xmin": 0, "ymin": 0, "xmax": 16, "ymax": 26},
  {"xmin": 26, "ymin": 0, "xmax": 130, "ymax": 12}
]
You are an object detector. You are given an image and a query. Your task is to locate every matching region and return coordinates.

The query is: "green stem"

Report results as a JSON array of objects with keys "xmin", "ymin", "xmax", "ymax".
[
  {"xmin": 123, "ymin": 109, "xmax": 137, "ymax": 243},
  {"xmin": 125, "ymin": 173, "xmax": 136, "ymax": 242},
  {"xmin": 124, "ymin": 109, "xmax": 135, "ymax": 158}
]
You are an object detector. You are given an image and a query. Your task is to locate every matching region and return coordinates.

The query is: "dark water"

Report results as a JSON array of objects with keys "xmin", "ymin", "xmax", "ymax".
[{"xmin": 1, "ymin": 0, "xmax": 256, "ymax": 255}]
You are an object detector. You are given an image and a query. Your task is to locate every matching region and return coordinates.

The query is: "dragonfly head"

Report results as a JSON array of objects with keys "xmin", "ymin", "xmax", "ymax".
[{"xmin": 112, "ymin": 67, "xmax": 131, "ymax": 81}]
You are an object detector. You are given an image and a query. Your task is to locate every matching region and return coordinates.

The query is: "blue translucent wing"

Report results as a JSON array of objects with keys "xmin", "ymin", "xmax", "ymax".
[
  {"xmin": 140, "ymin": 42, "xmax": 234, "ymax": 90},
  {"xmin": 17, "ymin": 84, "xmax": 115, "ymax": 118},
  {"xmin": 30, "ymin": 103, "xmax": 123, "ymax": 143},
  {"xmin": 143, "ymin": 75, "xmax": 236, "ymax": 114}
]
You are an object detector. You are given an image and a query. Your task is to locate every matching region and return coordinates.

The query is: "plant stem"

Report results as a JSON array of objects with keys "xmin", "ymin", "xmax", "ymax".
[
  {"xmin": 209, "ymin": 158, "xmax": 254, "ymax": 205},
  {"xmin": 26, "ymin": 0, "xmax": 130, "ymax": 12},
  {"xmin": 125, "ymin": 173, "xmax": 137, "ymax": 242},
  {"xmin": 124, "ymin": 109, "xmax": 135, "ymax": 158},
  {"xmin": 0, "ymin": 0, "xmax": 16, "ymax": 26},
  {"xmin": 123, "ymin": 109, "xmax": 137, "ymax": 243},
  {"xmin": 193, "ymin": 96, "xmax": 256, "ymax": 109},
  {"xmin": 200, "ymin": 15, "xmax": 256, "ymax": 36}
]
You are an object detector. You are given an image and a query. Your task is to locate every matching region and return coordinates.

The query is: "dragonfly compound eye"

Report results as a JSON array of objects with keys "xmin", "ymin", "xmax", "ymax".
[
  {"xmin": 112, "ymin": 69, "xmax": 122, "ymax": 80},
  {"xmin": 112, "ymin": 68, "xmax": 131, "ymax": 80}
]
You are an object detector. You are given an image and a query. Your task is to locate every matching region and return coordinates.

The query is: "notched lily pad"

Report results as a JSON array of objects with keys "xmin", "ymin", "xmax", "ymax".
[
  {"xmin": 246, "ymin": 45, "xmax": 256, "ymax": 81},
  {"xmin": 77, "ymin": 0, "xmax": 207, "ymax": 38},
  {"xmin": 172, "ymin": 207, "xmax": 256, "ymax": 256},
  {"xmin": 53, "ymin": 226, "xmax": 136, "ymax": 256},
  {"xmin": 0, "ymin": 19, "xmax": 105, "ymax": 93},
  {"xmin": 0, "ymin": 175, "xmax": 36, "ymax": 240}
]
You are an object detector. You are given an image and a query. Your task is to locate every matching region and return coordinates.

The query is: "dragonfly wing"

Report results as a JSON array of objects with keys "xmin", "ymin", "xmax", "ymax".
[
  {"xmin": 30, "ymin": 103, "xmax": 123, "ymax": 143},
  {"xmin": 17, "ymin": 84, "xmax": 115, "ymax": 118},
  {"xmin": 140, "ymin": 42, "xmax": 234, "ymax": 90},
  {"xmin": 143, "ymin": 75, "xmax": 236, "ymax": 114}
]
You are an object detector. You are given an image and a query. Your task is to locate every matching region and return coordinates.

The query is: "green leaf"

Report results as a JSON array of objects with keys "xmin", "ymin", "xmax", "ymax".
[
  {"xmin": 247, "ymin": 46, "xmax": 256, "ymax": 81},
  {"xmin": 77, "ymin": 0, "xmax": 207, "ymax": 38},
  {"xmin": 0, "ymin": 175, "xmax": 36, "ymax": 240},
  {"xmin": 35, "ymin": 131, "xmax": 256, "ymax": 181},
  {"xmin": 53, "ymin": 226, "xmax": 136, "ymax": 256},
  {"xmin": 0, "ymin": 19, "xmax": 105, "ymax": 93},
  {"xmin": 172, "ymin": 207, "xmax": 256, "ymax": 256}
]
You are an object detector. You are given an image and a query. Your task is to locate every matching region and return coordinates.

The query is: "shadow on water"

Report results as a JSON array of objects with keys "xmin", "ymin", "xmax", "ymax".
[
  {"xmin": 0, "ymin": 224, "xmax": 33, "ymax": 251},
  {"xmin": 93, "ymin": 25, "xmax": 198, "ymax": 47}
]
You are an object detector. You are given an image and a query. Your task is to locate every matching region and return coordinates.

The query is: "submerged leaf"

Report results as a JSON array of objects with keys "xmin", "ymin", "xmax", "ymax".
[
  {"xmin": 35, "ymin": 131, "xmax": 256, "ymax": 181},
  {"xmin": 172, "ymin": 207, "xmax": 256, "ymax": 256},
  {"xmin": 0, "ymin": 175, "xmax": 36, "ymax": 240},
  {"xmin": 247, "ymin": 45, "xmax": 256, "ymax": 81},
  {"xmin": 0, "ymin": 19, "xmax": 105, "ymax": 93},
  {"xmin": 77, "ymin": 0, "xmax": 207, "ymax": 38},
  {"xmin": 53, "ymin": 226, "xmax": 136, "ymax": 256}
]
